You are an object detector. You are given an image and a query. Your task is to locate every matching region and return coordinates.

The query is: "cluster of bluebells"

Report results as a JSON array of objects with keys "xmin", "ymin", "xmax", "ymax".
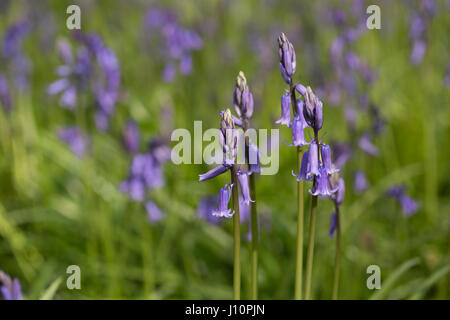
[
  {"xmin": 409, "ymin": 0, "xmax": 437, "ymax": 66},
  {"xmin": 0, "ymin": 270, "xmax": 22, "ymax": 300},
  {"xmin": 48, "ymin": 31, "xmax": 121, "ymax": 131},
  {"xmin": 1, "ymin": 20, "xmax": 31, "ymax": 92},
  {"xmin": 289, "ymin": 87, "xmax": 340, "ymax": 199},
  {"xmin": 386, "ymin": 185, "xmax": 420, "ymax": 217},
  {"xmin": 277, "ymin": 33, "xmax": 344, "ymax": 234},
  {"xmin": 120, "ymin": 132, "xmax": 171, "ymax": 224},
  {"xmin": 144, "ymin": 7, "xmax": 203, "ymax": 82},
  {"xmin": 199, "ymin": 109, "xmax": 256, "ymax": 218}
]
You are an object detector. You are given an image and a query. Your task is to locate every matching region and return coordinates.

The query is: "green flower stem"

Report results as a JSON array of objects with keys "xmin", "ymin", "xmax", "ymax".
[
  {"xmin": 249, "ymin": 173, "xmax": 258, "ymax": 300},
  {"xmin": 231, "ymin": 167, "xmax": 241, "ymax": 300},
  {"xmin": 243, "ymin": 120, "xmax": 258, "ymax": 300},
  {"xmin": 304, "ymin": 194, "xmax": 317, "ymax": 300},
  {"xmin": 294, "ymin": 146, "xmax": 304, "ymax": 300},
  {"xmin": 290, "ymin": 83, "xmax": 305, "ymax": 300},
  {"xmin": 332, "ymin": 206, "xmax": 341, "ymax": 300}
]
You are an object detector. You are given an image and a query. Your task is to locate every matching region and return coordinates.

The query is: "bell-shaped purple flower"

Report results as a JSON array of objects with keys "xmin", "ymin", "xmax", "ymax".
[
  {"xmin": 285, "ymin": 113, "xmax": 308, "ymax": 147},
  {"xmin": 248, "ymin": 143, "xmax": 261, "ymax": 174},
  {"xmin": 212, "ymin": 183, "xmax": 234, "ymax": 218},
  {"xmin": 296, "ymin": 100, "xmax": 309, "ymax": 128},
  {"xmin": 0, "ymin": 271, "xmax": 22, "ymax": 300},
  {"xmin": 321, "ymin": 144, "xmax": 339, "ymax": 175},
  {"xmin": 198, "ymin": 164, "xmax": 230, "ymax": 182},
  {"xmin": 197, "ymin": 195, "xmax": 222, "ymax": 224},
  {"xmin": 237, "ymin": 172, "xmax": 254, "ymax": 205},
  {"xmin": 145, "ymin": 200, "xmax": 164, "ymax": 224},
  {"xmin": 294, "ymin": 150, "xmax": 312, "ymax": 182},
  {"xmin": 275, "ymin": 93, "xmax": 291, "ymax": 127},
  {"xmin": 308, "ymin": 141, "xmax": 320, "ymax": 177},
  {"xmin": 303, "ymin": 86, "xmax": 323, "ymax": 132},
  {"xmin": 309, "ymin": 166, "xmax": 339, "ymax": 197}
]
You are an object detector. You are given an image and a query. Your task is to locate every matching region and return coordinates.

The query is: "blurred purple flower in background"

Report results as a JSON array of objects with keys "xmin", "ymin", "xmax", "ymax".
[
  {"xmin": 122, "ymin": 120, "xmax": 140, "ymax": 153},
  {"xmin": 444, "ymin": 62, "xmax": 450, "ymax": 88},
  {"xmin": 197, "ymin": 195, "xmax": 222, "ymax": 224},
  {"xmin": 353, "ymin": 170, "xmax": 369, "ymax": 193},
  {"xmin": 386, "ymin": 185, "xmax": 420, "ymax": 217},
  {"xmin": 1, "ymin": 20, "xmax": 31, "ymax": 91},
  {"xmin": 0, "ymin": 270, "xmax": 22, "ymax": 300},
  {"xmin": 49, "ymin": 32, "xmax": 121, "ymax": 131},
  {"xmin": 0, "ymin": 73, "xmax": 12, "ymax": 112},
  {"xmin": 144, "ymin": 7, "xmax": 203, "ymax": 82},
  {"xmin": 358, "ymin": 133, "xmax": 379, "ymax": 157},
  {"xmin": 408, "ymin": 0, "xmax": 437, "ymax": 66},
  {"xmin": 59, "ymin": 126, "xmax": 88, "ymax": 158},
  {"xmin": 145, "ymin": 200, "xmax": 164, "ymax": 224},
  {"xmin": 47, "ymin": 39, "xmax": 92, "ymax": 110}
]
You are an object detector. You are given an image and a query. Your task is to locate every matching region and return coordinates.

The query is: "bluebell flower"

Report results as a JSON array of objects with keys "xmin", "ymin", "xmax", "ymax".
[
  {"xmin": 358, "ymin": 133, "xmax": 379, "ymax": 157},
  {"xmin": 293, "ymin": 150, "xmax": 312, "ymax": 182},
  {"xmin": 353, "ymin": 170, "xmax": 369, "ymax": 193},
  {"xmin": 212, "ymin": 183, "xmax": 234, "ymax": 218},
  {"xmin": 309, "ymin": 166, "xmax": 339, "ymax": 197},
  {"xmin": 285, "ymin": 113, "xmax": 308, "ymax": 147},
  {"xmin": 0, "ymin": 271, "xmax": 22, "ymax": 300},
  {"xmin": 275, "ymin": 93, "xmax": 291, "ymax": 127},
  {"xmin": 321, "ymin": 144, "xmax": 339, "ymax": 175},
  {"xmin": 59, "ymin": 126, "xmax": 88, "ymax": 158},
  {"xmin": 143, "ymin": 8, "xmax": 202, "ymax": 82},
  {"xmin": 199, "ymin": 164, "xmax": 230, "ymax": 182},
  {"xmin": 197, "ymin": 195, "xmax": 222, "ymax": 224},
  {"xmin": 2, "ymin": 20, "xmax": 31, "ymax": 91},
  {"xmin": 145, "ymin": 200, "xmax": 164, "ymax": 224},
  {"xmin": 308, "ymin": 141, "xmax": 320, "ymax": 177},
  {"xmin": 48, "ymin": 39, "xmax": 92, "ymax": 110},
  {"xmin": 237, "ymin": 172, "xmax": 254, "ymax": 205},
  {"xmin": 277, "ymin": 33, "xmax": 296, "ymax": 84},
  {"xmin": 302, "ymin": 86, "xmax": 323, "ymax": 132},
  {"xmin": 0, "ymin": 73, "xmax": 12, "ymax": 111},
  {"xmin": 386, "ymin": 185, "xmax": 420, "ymax": 217},
  {"xmin": 248, "ymin": 143, "xmax": 261, "ymax": 174},
  {"xmin": 233, "ymin": 71, "xmax": 254, "ymax": 120},
  {"xmin": 120, "ymin": 145, "xmax": 168, "ymax": 201}
]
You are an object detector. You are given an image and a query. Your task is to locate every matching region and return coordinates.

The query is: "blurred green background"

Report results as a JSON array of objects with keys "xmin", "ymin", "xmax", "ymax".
[{"xmin": 0, "ymin": 0, "xmax": 449, "ymax": 299}]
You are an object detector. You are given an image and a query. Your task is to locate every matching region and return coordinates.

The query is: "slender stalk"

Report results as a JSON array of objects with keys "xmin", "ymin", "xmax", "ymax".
[
  {"xmin": 304, "ymin": 195, "xmax": 317, "ymax": 300},
  {"xmin": 290, "ymin": 84, "xmax": 305, "ymax": 300},
  {"xmin": 332, "ymin": 206, "xmax": 341, "ymax": 300},
  {"xmin": 249, "ymin": 173, "xmax": 258, "ymax": 299},
  {"xmin": 294, "ymin": 147, "xmax": 304, "ymax": 299},
  {"xmin": 231, "ymin": 168, "xmax": 241, "ymax": 300},
  {"xmin": 243, "ymin": 120, "xmax": 258, "ymax": 300}
]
